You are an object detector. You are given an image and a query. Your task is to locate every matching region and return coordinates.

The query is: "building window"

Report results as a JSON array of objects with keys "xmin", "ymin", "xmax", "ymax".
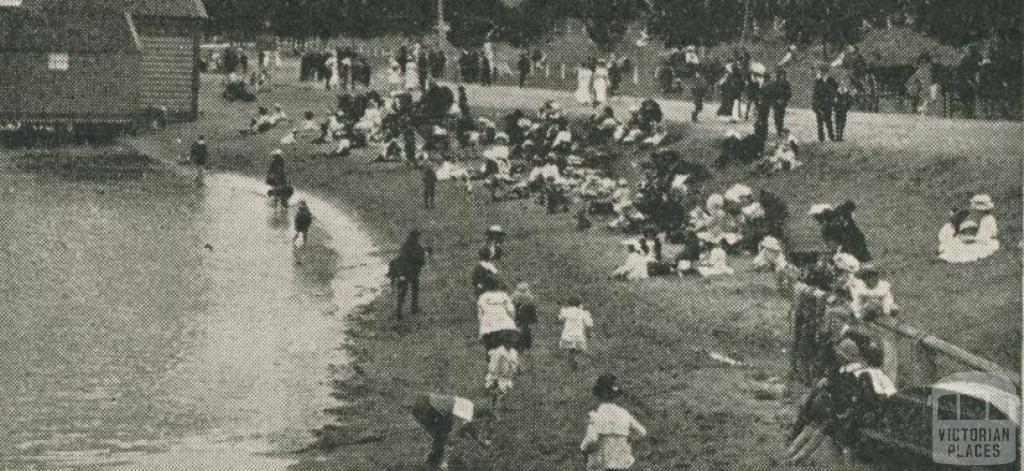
[{"xmin": 48, "ymin": 53, "xmax": 69, "ymax": 71}]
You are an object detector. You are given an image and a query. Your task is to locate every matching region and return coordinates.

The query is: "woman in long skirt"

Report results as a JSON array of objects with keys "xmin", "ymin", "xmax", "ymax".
[
  {"xmin": 405, "ymin": 60, "xmax": 420, "ymax": 92},
  {"xmin": 592, "ymin": 61, "xmax": 610, "ymax": 105},
  {"xmin": 575, "ymin": 61, "xmax": 594, "ymax": 105}
]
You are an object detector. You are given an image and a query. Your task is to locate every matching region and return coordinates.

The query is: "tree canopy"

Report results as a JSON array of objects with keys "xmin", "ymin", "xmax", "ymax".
[{"xmin": 203, "ymin": 0, "xmax": 1021, "ymax": 53}]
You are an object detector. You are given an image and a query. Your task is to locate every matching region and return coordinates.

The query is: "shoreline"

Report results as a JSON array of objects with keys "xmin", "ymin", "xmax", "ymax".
[{"xmin": 5, "ymin": 72, "xmax": 1019, "ymax": 469}]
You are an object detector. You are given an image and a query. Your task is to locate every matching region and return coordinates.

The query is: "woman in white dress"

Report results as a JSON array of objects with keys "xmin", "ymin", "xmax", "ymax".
[
  {"xmin": 404, "ymin": 60, "xmax": 420, "ymax": 92},
  {"xmin": 939, "ymin": 194, "xmax": 1000, "ymax": 263},
  {"xmin": 387, "ymin": 58, "xmax": 402, "ymax": 91},
  {"xmin": 592, "ymin": 61, "xmax": 610, "ymax": 105},
  {"xmin": 612, "ymin": 241, "xmax": 649, "ymax": 280},
  {"xmin": 325, "ymin": 53, "xmax": 339, "ymax": 90},
  {"xmin": 575, "ymin": 61, "xmax": 594, "ymax": 105}
]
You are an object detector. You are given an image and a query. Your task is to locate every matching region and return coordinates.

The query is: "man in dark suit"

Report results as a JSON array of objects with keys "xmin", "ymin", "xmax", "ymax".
[
  {"xmin": 770, "ymin": 69, "xmax": 793, "ymax": 136},
  {"xmin": 833, "ymin": 85, "xmax": 852, "ymax": 142},
  {"xmin": 690, "ymin": 71, "xmax": 709, "ymax": 122},
  {"xmin": 517, "ymin": 53, "xmax": 531, "ymax": 88},
  {"xmin": 812, "ymin": 67, "xmax": 839, "ymax": 142}
]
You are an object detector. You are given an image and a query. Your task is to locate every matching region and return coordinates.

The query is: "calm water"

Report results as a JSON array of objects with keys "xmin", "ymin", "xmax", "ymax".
[{"xmin": 0, "ymin": 161, "xmax": 385, "ymax": 470}]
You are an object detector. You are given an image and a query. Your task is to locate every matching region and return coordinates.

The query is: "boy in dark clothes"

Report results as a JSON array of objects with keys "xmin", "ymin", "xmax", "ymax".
[
  {"xmin": 292, "ymin": 200, "xmax": 313, "ymax": 246},
  {"xmin": 422, "ymin": 164, "xmax": 438, "ymax": 209},
  {"xmin": 190, "ymin": 135, "xmax": 208, "ymax": 166},
  {"xmin": 390, "ymin": 230, "xmax": 429, "ymax": 318}
]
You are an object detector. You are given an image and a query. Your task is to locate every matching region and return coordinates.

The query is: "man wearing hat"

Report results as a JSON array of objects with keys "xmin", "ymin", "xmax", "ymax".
[
  {"xmin": 581, "ymin": 373, "xmax": 647, "ymax": 470},
  {"xmin": 812, "ymin": 67, "xmax": 839, "ymax": 142},
  {"xmin": 786, "ymin": 328, "xmax": 895, "ymax": 465}
]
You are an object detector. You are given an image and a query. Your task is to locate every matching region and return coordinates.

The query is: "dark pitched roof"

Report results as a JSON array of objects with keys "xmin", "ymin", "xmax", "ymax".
[
  {"xmin": 16, "ymin": 0, "xmax": 206, "ymax": 18},
  {"xmin": 0, "ymin": 6, "xmax": 143, "ymax": 52},
  {"xmin": 122, "ymin": 0, "xmax": 207, "ymax": 19}
]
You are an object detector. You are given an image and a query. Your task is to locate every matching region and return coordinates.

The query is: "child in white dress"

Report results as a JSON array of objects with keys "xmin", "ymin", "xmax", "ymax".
[
  {"xmin": 696, "ymin": 240, "xmax": 734, "ymax": 277},
  {"xmin": 849, "ymin": 264, "xmax": 898, "ymax": 320},
  {"xmin": 559, "ymin": 296, "xmax": 593, "ymax": 369},
  {"xmin": 581, "ymin": 374, "xmax": 647, "ymax": 471}
]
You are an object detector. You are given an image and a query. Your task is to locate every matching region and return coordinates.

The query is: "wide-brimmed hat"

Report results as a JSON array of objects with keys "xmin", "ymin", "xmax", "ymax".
[
  {"xmin": 486, "ymin": 224, "xmax": 506, "ymax": 235},
  {"xmin": 808, "ymin": 204, "xmax": 833, "ymax": 216},
  {"xmin": 835, "ymin": 338, "xmax": 862, "ymax": 363},
  {"xmin": 832, "ymin": 253, "xmax": 860, "ymax": 273},
  {"xmin": 858, "ymin": 263, "xmax": 880, "ymax": 278},
  {"xmin": 494, "ymin": 132, "xmax": 510, "ymax": 143},
  {"xmin": 592, "ymin": 373, "xmax": 621, "ymax": 400},
  {"xmin": 724, "ymin": 184, "xmax": 754, "ymax": 202},
  {"xmin": 706, "ymin": 193, "xmax": 725, "ymax": 209},
  {"xmin": 759, "ymin": 236, "xmax": 783, "ymax": 252},
  {"xmin": 271, "ymin": 149, "xmax": 284, "ymax": 156},
  {"xmin": 970, "ymin": 194, "xmax": 994, "ymax": 211}
]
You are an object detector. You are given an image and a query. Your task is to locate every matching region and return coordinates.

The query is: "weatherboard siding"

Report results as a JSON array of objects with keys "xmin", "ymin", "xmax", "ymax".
[
  {"xmin": 0, "ymin": 52, "xmax": 140, "ymax": 120},
  {"xmin": 129, "ymin": 16, "xmax": 201, "ymax": 120}
]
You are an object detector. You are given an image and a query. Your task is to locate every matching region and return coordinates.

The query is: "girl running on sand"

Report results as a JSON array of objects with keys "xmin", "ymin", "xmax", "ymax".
[{"xmin": 558, "ymin": 295, "xmax": 593, "ymax": 370}]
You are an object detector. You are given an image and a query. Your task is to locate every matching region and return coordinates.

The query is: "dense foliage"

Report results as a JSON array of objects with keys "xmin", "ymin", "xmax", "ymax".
[{"xmin": 203, "ymin": 0, "xmax": 1021, "ymax": 52}]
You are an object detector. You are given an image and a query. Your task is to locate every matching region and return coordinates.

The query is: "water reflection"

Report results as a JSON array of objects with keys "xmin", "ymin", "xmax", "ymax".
[{"xmin": 0, "ymin": 165, "xmax": 385, "ymax": 470}]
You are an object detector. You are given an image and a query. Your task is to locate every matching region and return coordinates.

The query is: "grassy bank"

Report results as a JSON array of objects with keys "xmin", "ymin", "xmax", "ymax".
[{"xmin": 121, "ymin": 73, "xmax": 1021, "ymax": 470}]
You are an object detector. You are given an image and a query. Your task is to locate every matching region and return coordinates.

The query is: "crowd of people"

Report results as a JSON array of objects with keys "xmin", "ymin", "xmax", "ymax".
[{"xmin": 187, "ymin": 40, "xmax": 1011, "ymax": 469}]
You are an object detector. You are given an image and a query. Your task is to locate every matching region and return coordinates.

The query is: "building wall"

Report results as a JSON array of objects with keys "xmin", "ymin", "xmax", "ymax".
[
  {"xmin": 134, "ymin": 17, "xmax": 200, "ymax": 119},
  {"xmin": 0, "ymin": 51, "xmax": 141, "ymax": 121}
]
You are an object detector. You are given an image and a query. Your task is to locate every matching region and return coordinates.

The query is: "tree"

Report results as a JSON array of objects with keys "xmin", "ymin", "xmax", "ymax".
[{"xmin": 579, "ymin": 0, "xmax": 643, "ymax": 51}]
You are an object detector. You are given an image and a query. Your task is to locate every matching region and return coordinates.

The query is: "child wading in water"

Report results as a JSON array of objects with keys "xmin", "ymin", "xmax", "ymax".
[
  {"xmin": 558, "ymin": 295, "xmax": 593, "ymax": 370},
  {"xmin": 581, "ymin": 373, "xmax": 647, "ymax": 470},
  {"xmin": 293, "ymin": 200, "xmax": 313, "ymax": 247}
]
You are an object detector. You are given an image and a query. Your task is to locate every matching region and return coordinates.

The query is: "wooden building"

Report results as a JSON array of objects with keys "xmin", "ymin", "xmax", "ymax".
[{"xmin": 0, "ymin": 0, "xmax": 207, "ymax": 125}]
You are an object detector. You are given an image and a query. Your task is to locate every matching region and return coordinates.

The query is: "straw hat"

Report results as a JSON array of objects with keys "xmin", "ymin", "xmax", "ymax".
[
  {"xmin": 494, "ymin": 132, "xmax": 510, "ymax": 143},
  {"xmin": 970, "ymin": 194, "xmax": 994, "ymax": 211},
  {"xmin": 271, "ymin": 149, "xmax": 284, "ymax": 156},
  {"xmin": 486, "ymin": 224, "xmax": 506, "ymax": 235},
  {"xmin": 808, "ymin": 204, "xmax": 833, "ymax": 216},
  {"xmin": 759, "ymin": 236, "xmax": 783, "ymax": 252},
  {"xmin": 835, "ymin": 338, "xmax": 862, "ymax": 363}
]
